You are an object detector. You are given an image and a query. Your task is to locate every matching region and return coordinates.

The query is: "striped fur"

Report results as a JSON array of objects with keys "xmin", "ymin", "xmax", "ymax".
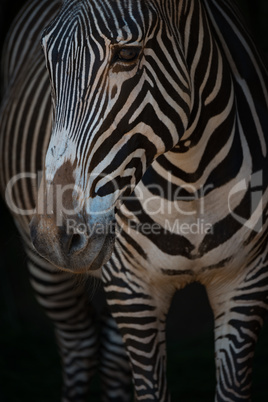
[
  {"xmin": 0, "ymin": 1, "xmax": 132, "ymax": 401},
  {"xmin": 4, "ymin": 0, "xmax": 268, "ymax": 401}
]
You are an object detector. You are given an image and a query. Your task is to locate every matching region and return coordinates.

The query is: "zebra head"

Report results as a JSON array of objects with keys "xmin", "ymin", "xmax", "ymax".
[{"xmin": 30, "ymin": 0, "xmax": 191, "ymax": 273}]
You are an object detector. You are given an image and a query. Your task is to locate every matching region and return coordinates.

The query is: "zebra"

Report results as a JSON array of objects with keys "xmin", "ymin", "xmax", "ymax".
[
  {"xmin": 5, "ymin": 0, "xmax": 268, "ymax": 401},
  {"xmin": 0, "ymin": 0, "xmax": 132, "ymax": 401}
]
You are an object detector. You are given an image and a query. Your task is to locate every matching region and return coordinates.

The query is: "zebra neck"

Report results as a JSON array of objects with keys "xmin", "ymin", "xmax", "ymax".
[
  {"xmin": 175, "ymin": 0, "xmax": 236, "ymax": 141},
  {"xmin": 153, "ymin": 0, "xmax": 268, "ymax": 190}
]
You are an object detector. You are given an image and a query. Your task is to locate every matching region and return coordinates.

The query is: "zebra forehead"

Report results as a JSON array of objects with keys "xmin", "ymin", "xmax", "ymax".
[{"xmin": 44, "ymin": 0, "xmax": 152, "ymax": 44}]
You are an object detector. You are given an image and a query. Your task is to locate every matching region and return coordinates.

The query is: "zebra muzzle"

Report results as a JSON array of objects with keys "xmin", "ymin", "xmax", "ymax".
[{"xmin": 29, "ymin": 213, "xmax": 115, "ymax": 273}]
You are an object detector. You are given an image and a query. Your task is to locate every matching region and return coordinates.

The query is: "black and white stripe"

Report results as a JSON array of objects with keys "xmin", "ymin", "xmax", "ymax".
[
  {"xmin": 0, "ymin": 1, "xmax": 132, "ymax": 401},
  {"xmin": 4, "ymin": 0, "xmax": 268, "ymax": 401}
]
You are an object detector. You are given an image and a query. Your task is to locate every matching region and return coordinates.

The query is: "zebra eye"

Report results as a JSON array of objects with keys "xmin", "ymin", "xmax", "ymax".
[{"xmin": 117, "ymin": 47, "xmax": 141, "ymax": 62}]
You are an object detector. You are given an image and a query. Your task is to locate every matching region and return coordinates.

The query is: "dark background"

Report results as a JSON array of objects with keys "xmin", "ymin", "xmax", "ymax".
[{"xmin": 0, "ymin": 1, "xmax": 268, "ymax": 401}]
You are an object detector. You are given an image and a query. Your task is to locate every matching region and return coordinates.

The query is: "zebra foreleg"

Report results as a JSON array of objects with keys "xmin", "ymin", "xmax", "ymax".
[
  {"xmin": 206, "ymin": 265, "xmax": 268, "ymax": 402},
  {"xmin": 99, "ymin": 311, "xmax": 133, "ymax": 402},
  {"xmin": 104, "ymin": 271, "xmax": 173, "ymax": 402},
  {"xmin": 27, "ymin": 257, "xmax": 99, "ymax": 402}
]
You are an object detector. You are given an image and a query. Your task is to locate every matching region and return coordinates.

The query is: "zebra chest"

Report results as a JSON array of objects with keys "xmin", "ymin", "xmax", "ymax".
[
  {"xmin": 114, "ymin": 160, "xmax": 267, "ymax": 284},
  {"xmin": 116, "ymin": 195, "xmax": 250, "ymax": 283}
]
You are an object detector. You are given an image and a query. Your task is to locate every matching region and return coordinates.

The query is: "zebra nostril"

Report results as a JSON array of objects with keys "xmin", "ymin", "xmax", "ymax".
[{"xmin": 68, "ymin": 232, "xmax": 88, "ymax": 256}]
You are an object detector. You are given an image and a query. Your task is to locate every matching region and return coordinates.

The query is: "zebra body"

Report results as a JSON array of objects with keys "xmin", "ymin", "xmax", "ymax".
[
  {"xmin": 4, "ymin": 0, "xmax": 268, "ymax": 401},
  {"xmin": 0, "ymin": 1, "xmax": 132, "ymax": 401}
]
